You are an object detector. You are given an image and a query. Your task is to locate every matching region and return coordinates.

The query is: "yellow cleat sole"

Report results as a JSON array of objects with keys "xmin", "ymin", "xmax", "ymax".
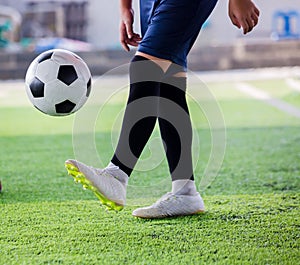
[{"xmin": 65, "ymin": 163, "xmax": 124, "ymax": 212}]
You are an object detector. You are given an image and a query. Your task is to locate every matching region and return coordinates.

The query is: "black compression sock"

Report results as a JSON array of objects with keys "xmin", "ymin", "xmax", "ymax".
[
  {"xmin": 111, "ymin": 56, "xmax": 164, "ymax": 176},
  {"xmin": 158, "ymin": 74, "xmax": 194, "ymax": 181}
]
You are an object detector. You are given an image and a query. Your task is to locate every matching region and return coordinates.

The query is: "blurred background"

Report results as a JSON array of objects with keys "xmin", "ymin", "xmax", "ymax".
[{"xmin": 0, "ymin": 0, "xmax": 299, "ymax": 79}]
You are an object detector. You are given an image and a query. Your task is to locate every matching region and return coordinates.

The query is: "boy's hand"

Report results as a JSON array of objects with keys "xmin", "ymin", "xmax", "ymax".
[
  {"xmin": 120, "ymin": 8, "xmax": 141, "ymax": 51},
  {"xmin": 228, "ymin": 0, "xmax": 260, "ymax": 34}
]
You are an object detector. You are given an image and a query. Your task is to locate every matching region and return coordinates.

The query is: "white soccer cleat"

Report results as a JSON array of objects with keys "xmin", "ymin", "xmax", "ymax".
[
  {"xmin": 132, "ymin": 192, "xmax": 205, "ymax": 218},
  {"xmin": 65, "ymin": 159, "xmax": 127, "ymax": 211}
]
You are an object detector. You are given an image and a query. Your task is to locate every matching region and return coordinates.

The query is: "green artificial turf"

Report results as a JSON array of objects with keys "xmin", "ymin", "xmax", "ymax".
[
  {"xmin": 0, "ymin": 75, "xmax": 299, "ymax": 264},
  {"xmin": 1, "ymin": 194, "xmax": 298, "ymax": 265}
]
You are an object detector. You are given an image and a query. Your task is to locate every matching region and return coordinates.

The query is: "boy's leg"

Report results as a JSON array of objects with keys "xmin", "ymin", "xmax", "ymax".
[
  {"xmin": 159, "ymin": 69, "xmax": 193, "ymax": 178},
  {"xmin": 158, "ymin": 70, "xmax": 198, "ymax": 193},
  {"xmin": 132, "ymin": 65, "xmax": 204, "ymax": 219},
  {"xmin": 111, "ymin": 55, "xmax": 164, "ymax": 175},
  {"xmin": 66, "ymin": 55, "xmax": 165, "ymax": 210}
]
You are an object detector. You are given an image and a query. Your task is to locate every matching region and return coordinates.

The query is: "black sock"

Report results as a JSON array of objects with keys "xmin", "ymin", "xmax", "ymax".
[
  {"xmin": 111, "ymin": 56, "xmax": 164, "ymax": 176},
  {"xmin": 158, "ymin": 73, "xmax": 194, "ymax": 181}
]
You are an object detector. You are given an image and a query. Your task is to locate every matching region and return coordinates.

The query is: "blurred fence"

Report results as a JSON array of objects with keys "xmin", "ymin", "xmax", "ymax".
[
  {"xmin": 23, "ymin": 0, "xmax": 88, "ymax": 41},
  {"xmin": 0, "ymin": 40, "xmax": 300, "ymax": 80}
]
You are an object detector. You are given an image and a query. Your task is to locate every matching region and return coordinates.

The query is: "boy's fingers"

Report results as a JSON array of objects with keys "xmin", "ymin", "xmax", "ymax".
[
  {"xmin": 125, "ymin": 23, "xmax": 134, "ymax": 39},
  {"xmin": 120, "ymin": 23, "xmax": 130, "ymax": 51},
  {"xmin": 254, "ymin": 6, "xmax": 260, "ymax": 17}
]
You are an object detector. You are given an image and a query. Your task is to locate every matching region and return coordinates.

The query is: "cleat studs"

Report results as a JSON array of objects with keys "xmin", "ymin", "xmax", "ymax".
[
  {"xmin": 115, "ymin": 205, "xmax": 123, "ymax": 211},
  {"xmin": 66, "ymin": 164, "xmax": 78, "ymax": 172},
  {"xmin": 65, "ymin": 166, "xmax": 124, "ymax": 212}
]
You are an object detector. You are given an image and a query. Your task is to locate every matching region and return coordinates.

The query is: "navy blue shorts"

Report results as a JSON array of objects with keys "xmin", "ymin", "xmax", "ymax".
[{"xmin": 138, "ymin": 0, "xmax": 218, "ymax": 69}]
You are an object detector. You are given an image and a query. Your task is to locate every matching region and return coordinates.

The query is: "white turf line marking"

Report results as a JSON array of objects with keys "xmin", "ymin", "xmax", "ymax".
[
  {"xmin": 285, "ymin": 78, "xmax": 300, "ymax": 92},
  {"xmin": 236, "ymin": 83, "xmax": 300, "ymax": 119}
]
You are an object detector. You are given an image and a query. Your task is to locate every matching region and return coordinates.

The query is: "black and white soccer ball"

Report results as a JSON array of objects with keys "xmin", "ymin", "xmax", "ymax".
[{"xmin": 25, "ymin": 49, "xmax": 91, "ymax": 116}]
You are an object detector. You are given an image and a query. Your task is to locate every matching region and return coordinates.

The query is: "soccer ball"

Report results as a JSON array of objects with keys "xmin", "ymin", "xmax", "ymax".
[{"xmin": 25, "ymin": 49, "xmax": 91, "ymax": 116}]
